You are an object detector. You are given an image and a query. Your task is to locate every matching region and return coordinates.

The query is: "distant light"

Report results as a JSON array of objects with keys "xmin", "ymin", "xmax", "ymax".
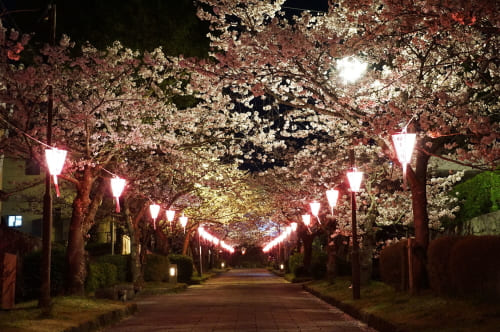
[
  {"xmin": 302, "ymin": 214, "xmax": 311, "ymax": 227},
  {"xmin": 337, "ymin": 56, "xmax": 367, "ymax": 84},
  {"xmin": 149, "ymin": 203, "xmax": 160, "ymax": 229},
  {"xmin": 290, "ymin": 222, "xmax": 298, "ymax": 231}
]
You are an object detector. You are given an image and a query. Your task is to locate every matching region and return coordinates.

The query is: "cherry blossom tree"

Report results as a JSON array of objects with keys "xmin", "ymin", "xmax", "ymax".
[{"xmin": 190, "ymin": 0, "xmax": 499, "ymax": 290}]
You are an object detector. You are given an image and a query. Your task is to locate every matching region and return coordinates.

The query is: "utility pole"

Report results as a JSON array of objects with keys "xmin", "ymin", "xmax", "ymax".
[{"xmin": 39, "ymin": 4, "xmax": 56, "ymax": 312}]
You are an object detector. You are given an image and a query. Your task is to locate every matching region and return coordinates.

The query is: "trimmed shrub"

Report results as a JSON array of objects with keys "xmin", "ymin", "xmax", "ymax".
[
  {"xmin": 450, "ymin": 235, "xmax": 500, "ymax": 299},
  {"xmin": 85, "ymin": 242, "xmax": 112, "ymax": 257},
  {"xmin": 95, "ymin": 254, "xmax": 130, "ymax": 282},
  {"xmin": 379, "ymin": 240, "xmax": 408, "ymax": 291},
  {"xmin": 144, "ymin": 253, "xmax": 169, "ymax": 282},
  {"xmin": 427, "ymin": 236, "xmax": 462, "ymax": 296},
  {"xmin": 86, "ymin": 262, "xmax": 118, "ymax": 293},
  {"xmin": 288, "ymin": 252, "xmax": 303, "ymax": 276},
  {"xmin": 168, "ymin": 254, "xmax": 193, "ymax": 283},
  {"xmin": 22, "ymin": 246, "xmax": 66, "ymax": 300}
]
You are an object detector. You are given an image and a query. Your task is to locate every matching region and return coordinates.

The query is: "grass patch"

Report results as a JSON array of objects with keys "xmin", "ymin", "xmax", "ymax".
[
  {"xmin": 0, "ymin": 297, "xmax": 131, "ymax": 332},
  {"xmin": 306, "ymin": 277, "xmax": 500, "ymax": 332}
]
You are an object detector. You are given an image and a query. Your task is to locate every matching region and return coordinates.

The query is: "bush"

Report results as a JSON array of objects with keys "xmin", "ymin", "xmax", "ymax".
[
  {"xmin": 144, "ymin": 253, "xmax": 169, "ymax": 282},
  {"xmin": 22, "ymin": 246, "xmax": 66, "ymax": 301},
  {"xmin": 85, "ymin": 262, "xmax": 118, "ymax": 293},
  {"xmin": 95, "ymin": 254, "xmax": 130, "ymax": 282},
  {"xmin": 168, "ymin": 254, "xmax": 193, "ymax": 283},
  {"xmin": 450, "ymin": 235, "xmax": 500, "ymax": 299},
  {"xmin": 311, "ymin": 251, "xmax": 327, "ymax": 280},
  {"xmin": 288, "ymin": 252, "xmax": 303, "ymax": 275},
  {"xmin": 294, "ymin": 265, "xmax": 309, "ymax": 277},
  {"xmin": 85, "ymin": 242, "xmax": 112, "ymax": 257},
  {"xmin": 427, "ymin": 236, "xmax": 462, "ymax": 296},
  {"xmin": 379, "ymin": 240, "xmax": 408, "ymax": 291}
]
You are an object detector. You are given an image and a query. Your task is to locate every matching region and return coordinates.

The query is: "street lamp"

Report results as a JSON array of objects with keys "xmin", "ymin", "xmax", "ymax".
[
  {"xmin": 110, "ymin": 177, "xmax": 126, "ymax": 213},
  {"xmin": 166, "ymin": 209, "xmax": 175, "ymax": 230},
  {"xmin": 301, "ymin": 214, "xmax": 311, "ymax": 227},
  {"xmin": 179, "ymin": 214, "xmax": 188, "ymax": 233},
  {"xmin": 45, "ymin": 147, "xmax": 67, "ymax": 197},
  {"xmin": 337, "ymin": 56, "xmax": 367, "ymax": 84},
  {"xmin": 347, "ymin": 167, "xmax": 363, "ymax": 300},
  {"xmin": 310, "ymin": 201, "xmax": 321, "ymax": 224},
  {"xmin": 149, "ymin": 203, "xmax": 160, "ymax": 230},
  {"xmin": 325, "ymin": 189, "xmax": 339, "ymax": 216},
  {"xmin": 392, "ymin": 129, "xmax": 416, "ymax": 190}
]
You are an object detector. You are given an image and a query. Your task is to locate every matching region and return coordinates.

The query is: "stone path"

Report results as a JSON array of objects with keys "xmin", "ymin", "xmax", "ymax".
[{"xmin": 103, "ymin": 268, "xmax": 377, "ymax": 332}]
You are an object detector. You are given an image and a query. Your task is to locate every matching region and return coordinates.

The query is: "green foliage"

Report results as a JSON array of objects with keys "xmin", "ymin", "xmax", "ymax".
[
  {"xmin": 288, "ymin": 252, "xmax": 304, "ymax": 276},
  {"xmin": 379, "ymin": 241, "xmax": 408, "ymax": 291},
  {"xmin": 449, "ymin": 235, "xmax": 500, "ymax": 299},
  {"xmin": 85, "ymin": 262, "xmax": 118, "ymax": 293},
  {"xmin": 168, "ymin": 254, "xmax": 193, "ymax": 283},
  {"xmin": 427, "ymin": 236, "xmax": 462, "ymax": 296},
  {"xmin": 22, "ymin": 247, "xmax": 66, "ymax": 300},
  {"xmin": 452, "ymin": 171, "xmax": 500, "ymax": 224},
  {"xmin": 95, "ymin": 255, "xmax": 130, "ymax": 283},
  {"xmin": 144, "ymin": 253, "xmax": 169, "ymax": 282},
  {"xmin": 85, "ymin": 242, "xmax": 112, "ymax": 257}
]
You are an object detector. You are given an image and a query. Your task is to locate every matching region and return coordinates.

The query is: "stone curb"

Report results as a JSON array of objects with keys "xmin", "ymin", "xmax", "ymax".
[
  {"xmin": 62, "ymin": 302, "xmax": 137, "ymax": 332},
  {"xmin": 303, "ymin": 284, "xmax": 406, "ymax": 332}
]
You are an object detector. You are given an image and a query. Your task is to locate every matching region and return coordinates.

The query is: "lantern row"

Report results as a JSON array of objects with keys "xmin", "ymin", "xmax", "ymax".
[
  {"xmin": 198, "ymin": 226, "xmax": 235, "ymax": 253},
  {"xmin": 262, "ymin": 222, "xmax": 297, "ymax": 253},
  {"xmin": 148, "ymin": 204, "xmax": 188, "ymax": 232}
]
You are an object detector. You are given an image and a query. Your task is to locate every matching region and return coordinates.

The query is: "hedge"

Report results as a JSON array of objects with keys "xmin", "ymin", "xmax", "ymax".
[
  {"xmin": 427, "ymin": 236, "xmax": 461, "ymax": 296},
  {"xmin": 85, "ymin": 262, "xmax": 118, "ymax": 293},
  {"xmin": 168, "ymin": 254, "xmax": 193, "ymax": 283},
  {"xmin": 449, "ymin": 235, "xmax": 500, "ymax": 299},
  {"xmin": 22, "ymin": 246, "xmax": 66, "ymax": 300},
  {"xmin": 379, "ymin": 240, "xmax": 408, "ymax": 291},
  {"xmin": 144, "ymin": 253, "xmax": 169, "ymax": 282},
  {"xmin": 95, "ymin": 254, "xmax": 130, "ymax": 282}
]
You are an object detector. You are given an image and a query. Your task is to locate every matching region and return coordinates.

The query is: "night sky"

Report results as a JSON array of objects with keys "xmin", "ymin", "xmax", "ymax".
[{"xmin": 283, "ymin": 0, "xmax": 329, "ymax": 12}]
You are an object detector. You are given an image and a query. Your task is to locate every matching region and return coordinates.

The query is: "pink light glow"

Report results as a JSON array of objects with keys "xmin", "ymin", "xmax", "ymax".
[
  {"xmin": 347, "ymin": 168, "xmax": 363, "ymax": 192},
  {"xmin": 302, "ymin": 214, "xmax": 311, "ymax": 227},
  {"xmin": 45, "ymin": 148, "xmax": 67, "ymax": 197},
  {"xmin": 110, "ymin": 177, "xmax": 126, "ymax": 213},
  {"xmin": 149, "ymin": 204, "xmax": 160, "ymax": 229},
  {"xmin": 392, "ymin": 131, "xmax": 416, "ymax": 189}
]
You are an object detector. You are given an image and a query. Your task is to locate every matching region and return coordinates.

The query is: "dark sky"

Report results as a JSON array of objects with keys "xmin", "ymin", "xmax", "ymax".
[{"xmin": 283, "ymin": 0, "xmax": 329, "ymax": 12}]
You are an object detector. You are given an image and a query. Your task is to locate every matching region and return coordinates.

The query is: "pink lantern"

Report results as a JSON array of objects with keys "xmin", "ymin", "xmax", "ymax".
[
  {"xmin": 179, "ymin": 214, "xmax": 188, "ymax": 233},
  {"xmin": 110, "ymin": 177, "xmax": 126, "ymax": 213},
  {"xmin": 326, "ymin": 189, "xmax": 339, "ymax": 215},
  {"xmin": 392, "ymin": 130, "xmax": 416, "ymax": 189},
  {"xmin": 166, "ymin": 209, "xmax": 175, "ymax": 229},
  {"xmin": 149, "ymin": 203, "xmax": 160, "ymax": 230},
  {"xmin": 290, "ymin": 222, "xmax": 298, "ymax": 231},
  {"xmin": 310, "ymin": 201, "xmax": 321, "ymax": 224},
  {"xmin": 347, "ymin": 168, "xmax": 363, "ymax": 192},
  {"xmin": 45, "ymin": 148, "xmax": 67, "ymax": 197},
  {"xmin": 301, "ymin": 214, "xmax": 311, "ymax": 227}
]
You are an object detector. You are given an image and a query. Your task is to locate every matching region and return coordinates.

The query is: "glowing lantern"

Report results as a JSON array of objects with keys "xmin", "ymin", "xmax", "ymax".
[
  {"xmin": 45, "ymin": 148, "xmax": 67, "ymax": 197},
  {"xmin": 302, "ymin": 214, "xmax": 311, "ymax": 227},
  {"xmin": 310, "ymin": 201, "xmax": 321, "ymax": 224},
  {"xmin": 347, "ymin": 168, "xmax": 363, "ymax": 192},
  {"xmin": 110, "ymin": 177, "xmax": 126, "ymax": 213},
  {"xmin": 285, "ymin": 226, "xmax": 292, "ymax": 236},
  {"xmin": 392, "ymin": 130, "xmax": 416, "ymax": 189},
  {"xmin": 290, "ymin": 222, "xmax": 298, "ymax": 231},
  {"xmin": 149, "ymin": 203, "xmax": 160, "ymax": 230},
  {"xmin": 179, "ymin": 214, "xmax": 188, "ymax": 233},
  {"xmin": 326, "ymin": 189, "xmax": 339, "ymax": 215},
  {"xmin": 166, "ymin": 209, "xmax": 175, "ymax": 229}
]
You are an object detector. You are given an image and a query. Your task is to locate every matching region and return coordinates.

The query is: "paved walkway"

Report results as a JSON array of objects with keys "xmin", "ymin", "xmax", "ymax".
[{"xmin": 104, "ymin": 268, "xmax": 377, "ymax": 332}]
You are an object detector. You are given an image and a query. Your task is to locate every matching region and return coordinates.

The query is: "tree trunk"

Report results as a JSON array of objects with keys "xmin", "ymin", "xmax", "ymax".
[
  {"xmin": 65, "ymin": 168, "xmax": 93, "ymax": 295},
  {"xmin": 123, "ymin": 198, "xmax": 143, "ymax": 289},
  {"xmin": 300, "ymin": 231, "xmax": 314, "ymax": 271},
  {"xmin": 407, "ymin": 149, "xmax": 431, "ymax": 292}
]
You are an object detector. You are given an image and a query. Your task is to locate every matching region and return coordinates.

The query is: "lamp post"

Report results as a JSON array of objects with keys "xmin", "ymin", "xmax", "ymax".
[
  {"xmin": 179, "ymin": 214, "xmax": 188, "ymax": 234},
  {"xmin": 39, "ymin": 4, "xmax": 57, "ymax": 311},
  {"xmin": 110, "ymin": 177, "xmax": 126, "ymax": 213},
  {"xmin": 347, "ymin": 161, "xmax": 363, "ymax": 300}
]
